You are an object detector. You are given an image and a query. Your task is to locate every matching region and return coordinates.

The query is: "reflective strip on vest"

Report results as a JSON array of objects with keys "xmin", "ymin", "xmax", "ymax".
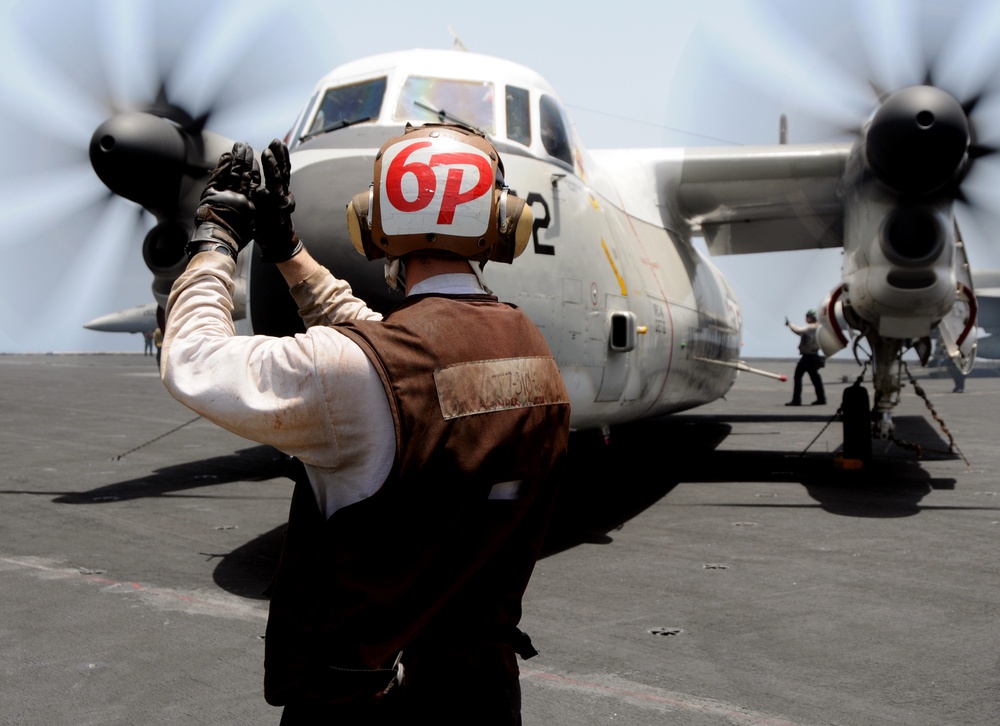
[{"xmin": 433, "ymin": 356, "xmax": 569, "ymax": 420}]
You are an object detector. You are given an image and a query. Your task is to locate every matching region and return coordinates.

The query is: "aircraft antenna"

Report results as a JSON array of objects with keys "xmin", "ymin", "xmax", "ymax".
[
  {"xmin": 779, "ymin": 114, "xmax": 788, "ymax": 144},
  {"xmin": 449, "ymin": 26, "xmax": 468, "ymax": 51}
]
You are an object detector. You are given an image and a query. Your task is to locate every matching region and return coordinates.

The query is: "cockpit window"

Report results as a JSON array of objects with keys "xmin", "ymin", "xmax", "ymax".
[
  {"xmin": 505, "ymin": 85, "xmax": 530, "ymax": 146},
  {"xmin": 539, "ymin": 94, "xmax": 573, "ymax": 166},
  {"xmin": 394, "ymin": 77, "xmax": 495, "ymax": 135},
  {"xmin": 306, "ymin": 77, "xmax": 387, "ymax": 137}
]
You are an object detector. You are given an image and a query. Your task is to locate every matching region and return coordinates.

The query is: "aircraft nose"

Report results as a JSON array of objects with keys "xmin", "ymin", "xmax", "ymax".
[
  {"xmin": 289, "ymin": 153, "xmax": 401, "ymax": 312},
  {"xmin": 82, "ymin": 312, "xmax": 115, "ymax": 331},
  {"xmin": 90, "ymin": 112, "xmax": 189, "ymax": 213}
]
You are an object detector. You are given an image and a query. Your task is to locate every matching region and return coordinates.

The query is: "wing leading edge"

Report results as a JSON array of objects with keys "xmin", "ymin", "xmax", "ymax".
[
  {"xmin": 591, "ymin": 143, "xmax": 851, "ymax": 254},
  {"xmin": 677, "ymin": 143, "xmax": 851, "ymax": 254}
]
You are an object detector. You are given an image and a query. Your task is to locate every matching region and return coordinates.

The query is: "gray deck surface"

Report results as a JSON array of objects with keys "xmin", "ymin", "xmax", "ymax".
[{"xmin": 2, "ymin": 354, "xmax": 997, "ymax": 725}]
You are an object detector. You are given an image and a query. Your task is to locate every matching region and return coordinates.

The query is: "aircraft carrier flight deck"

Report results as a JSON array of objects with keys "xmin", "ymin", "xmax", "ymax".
[{"xmin": 2, "ymin": 353, "xmax": 998, "ymax": 725}]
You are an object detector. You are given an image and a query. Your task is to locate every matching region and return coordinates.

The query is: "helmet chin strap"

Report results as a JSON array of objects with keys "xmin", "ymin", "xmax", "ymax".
[
  {"xmin": 468, "ymin": 260, "xmax": 494, "ymax": 295},
  {"xmin": 385, "ymin": 258, "xmax": 404, "ymax": 291}
]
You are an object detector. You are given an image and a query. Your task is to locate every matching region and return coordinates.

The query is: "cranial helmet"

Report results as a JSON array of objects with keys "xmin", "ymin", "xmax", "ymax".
[{"xmin": 347, "ymin": 123, "xmax": 533, "ymax": 264}]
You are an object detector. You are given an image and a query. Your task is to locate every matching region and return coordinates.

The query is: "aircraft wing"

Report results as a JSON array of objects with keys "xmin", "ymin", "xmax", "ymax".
[
  {"xmin": 675, "ymin": 143, "xmax": 852, "ymax": 255},
  {"xmin": 592, "ymin": 143, "xmax": 851, "ymax": 255}
]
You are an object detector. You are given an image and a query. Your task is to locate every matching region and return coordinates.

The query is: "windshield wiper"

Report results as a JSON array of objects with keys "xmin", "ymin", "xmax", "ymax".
[
  {"xmin": 299, "ymin": 116, "xmax": 373, "ymax": 143},
  {"xmin": 413, "ymin": 101, "xmax": 484, "ymax": 135}
]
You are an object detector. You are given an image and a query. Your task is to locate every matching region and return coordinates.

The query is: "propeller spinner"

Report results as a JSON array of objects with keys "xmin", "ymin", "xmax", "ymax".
[
  {"xmin": 865, "ymin": 85, "xmax": 971, "ymax": 196},
  {"xmin": 89, "ymin": 111, "xmax": 194, "ymax": 217}
]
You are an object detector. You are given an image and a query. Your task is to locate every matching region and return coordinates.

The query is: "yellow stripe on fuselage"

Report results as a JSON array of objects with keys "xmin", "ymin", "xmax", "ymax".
[{"xmin": 601, "ymin": 239, "xmax": 628, "ymax": 296}]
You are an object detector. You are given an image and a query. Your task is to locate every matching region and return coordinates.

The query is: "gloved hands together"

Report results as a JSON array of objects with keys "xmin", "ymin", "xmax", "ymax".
[
  {"xmin": 252, "ymin": 139, "xmax": 303, "ymax": 263},
  {"xmin": 187, "ymin": 142, "xmax": 260, "ymax": 260}
]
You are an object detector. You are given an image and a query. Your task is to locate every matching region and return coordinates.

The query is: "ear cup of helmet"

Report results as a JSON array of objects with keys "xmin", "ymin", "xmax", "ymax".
[
  {"xmin": 347, "ymin": 186, "xmax": 379, "ymax": 258},
  {"xmin": 489, "ymin": 191, "xmax": 533, "ymax": 263}
]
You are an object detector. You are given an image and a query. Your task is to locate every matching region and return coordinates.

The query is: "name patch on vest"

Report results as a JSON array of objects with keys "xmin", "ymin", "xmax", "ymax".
[{"xmin": 434, "ymin": 356, "xmax": 568, "ymax": 419}]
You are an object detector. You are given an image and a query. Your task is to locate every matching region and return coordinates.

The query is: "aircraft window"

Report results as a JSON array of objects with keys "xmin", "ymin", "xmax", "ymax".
[
  {"xmin": 306, "ymin": 77, "xmax": 386, "ymax": 137},
  {"xmin": 505, "ymin": 85, "xmax": 531, "ymax": 146},
  {"xmin": 395, "ymin": 77, "xmax": 495, "ymax": 135},
  {"xmin": 540, "ymin": 95, "xmax": 573, "ymax": 166}
]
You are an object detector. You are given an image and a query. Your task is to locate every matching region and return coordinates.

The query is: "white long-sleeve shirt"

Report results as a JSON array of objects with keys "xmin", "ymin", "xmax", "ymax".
[{"xmin": 161, "ymin": 253, "xmax": 488, "ymax": 518}]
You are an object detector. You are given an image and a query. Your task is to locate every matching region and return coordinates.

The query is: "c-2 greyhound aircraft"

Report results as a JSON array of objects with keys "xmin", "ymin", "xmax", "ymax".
[{"xmin": 89, "ymin": 47, "xmax": 989, "ymax": 451}]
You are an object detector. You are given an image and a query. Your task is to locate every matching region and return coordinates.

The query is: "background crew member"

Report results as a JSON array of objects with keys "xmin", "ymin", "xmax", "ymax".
[
  {"xmin": 785, "ymin": 308, "xmax": 826, "ymax": 406},
  {"xmin": 160, "ymin": 125, "xmax": 571, "ymax": 724}
]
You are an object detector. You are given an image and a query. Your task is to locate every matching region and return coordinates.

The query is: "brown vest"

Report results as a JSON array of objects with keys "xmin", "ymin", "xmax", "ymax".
[{"xmin": 264, "ymin": 294, "xmax": 571, "ymax": 706}]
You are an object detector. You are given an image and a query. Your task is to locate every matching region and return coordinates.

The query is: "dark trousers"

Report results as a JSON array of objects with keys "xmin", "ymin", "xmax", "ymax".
[
  {"xmin": 792, "ymin": 354, "xmax": 825, "ymax": 404},
  {"xmin": 278, "ymin": 674, "xmax": 521, "ymax": 725},
  {"xmin": 946, "ymin": 358, "xmax": 965, "ymax": 391}
]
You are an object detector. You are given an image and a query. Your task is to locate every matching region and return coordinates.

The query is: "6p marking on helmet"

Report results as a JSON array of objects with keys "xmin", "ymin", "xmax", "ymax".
[{"xmin": 347, "ymin": 124, "xmax": 533, "ymax": 264}]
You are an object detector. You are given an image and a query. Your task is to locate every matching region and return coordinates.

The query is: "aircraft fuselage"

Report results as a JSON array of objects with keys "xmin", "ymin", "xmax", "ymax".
[{"xmin": 245, "ymin": 130, "xmax": 741, "ymax": 433}]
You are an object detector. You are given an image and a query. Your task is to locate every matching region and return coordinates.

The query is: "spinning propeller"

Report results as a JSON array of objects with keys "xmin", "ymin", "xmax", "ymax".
[
  {"xmin": 688, "ymin": 0, "xmax": 1000, "ymax": 358},
  {"xmin": 0, "ymin": 0, "xmax": 334, "ymax": 351},
  {"xmin": 762, "ymin": 1, "xmax": 999, "ymax": 233}
]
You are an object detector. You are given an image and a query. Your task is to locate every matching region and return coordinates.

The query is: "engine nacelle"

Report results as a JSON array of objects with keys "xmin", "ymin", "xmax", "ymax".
[
  {"xmin": 142, "ymin": 222, "xmax": 190, "ymax": 308},
  {"xmin": 836, "ymin": 85, "xmax": 972, "ymax": 342},
  {"xmin": 142, "ymin": 220, "xmax": 248, "ymax": 322},
  {"xmin": 840, "ymin": 152, "xmax": 964, "ymax": 339}
]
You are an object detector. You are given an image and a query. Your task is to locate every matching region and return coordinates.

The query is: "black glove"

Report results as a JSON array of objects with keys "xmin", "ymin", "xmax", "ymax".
[
  {"xmin": 252, "ymin": 139, "xmax": 303, "ymax": 263},
  {"xmin": 186, "ymin": 142, "xmax": 260, "ymax": 260}
]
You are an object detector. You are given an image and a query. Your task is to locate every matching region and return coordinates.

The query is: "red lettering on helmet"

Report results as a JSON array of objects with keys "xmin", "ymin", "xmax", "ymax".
[
  {"xmin": 384, "ymin": 141, "xmax": 436, "ymax": 212},
  {"xmin": 429, "ymin": 152, "xmax": 493, "ymax": 225},
  {"xmin": 383, "ymin": 142, "xmax": 492, "ymax": 225}
]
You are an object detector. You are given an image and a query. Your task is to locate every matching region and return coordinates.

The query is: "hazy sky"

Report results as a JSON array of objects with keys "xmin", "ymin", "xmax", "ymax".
[{"xmin": 2, "ymin": 0, "xmax": 999, "ymax": 355}]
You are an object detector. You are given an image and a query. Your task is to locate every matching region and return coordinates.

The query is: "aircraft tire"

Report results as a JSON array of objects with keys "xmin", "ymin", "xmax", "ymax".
[{"xmin": 841, "ymin": 384, "xmax": 872, "ymax": 461}]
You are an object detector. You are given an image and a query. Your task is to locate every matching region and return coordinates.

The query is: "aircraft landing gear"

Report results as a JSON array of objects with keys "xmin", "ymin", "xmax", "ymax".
[{"xmin": 873, "ymin": 411, "xmax": 895, "ymax": 439}]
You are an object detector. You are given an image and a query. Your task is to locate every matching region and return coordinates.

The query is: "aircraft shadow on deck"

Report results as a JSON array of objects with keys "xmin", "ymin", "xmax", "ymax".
[
  {"xmin": 44, "ymin": 445, "xmax": 294, "ymax": 601},
  {"xmin": 52, "ymin": 446, "xmax": 293, "ymax": 504},
  {"xmin": 541, "ymin": 413, "xmax": 963, "ymax": 556},
  {"xmin": 210, "ymin": 412, "xmax": 971, "ymax": 599},
  {"xmin": 44, "ymin": 414, "xmax": 967, "ymax": 600}
]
